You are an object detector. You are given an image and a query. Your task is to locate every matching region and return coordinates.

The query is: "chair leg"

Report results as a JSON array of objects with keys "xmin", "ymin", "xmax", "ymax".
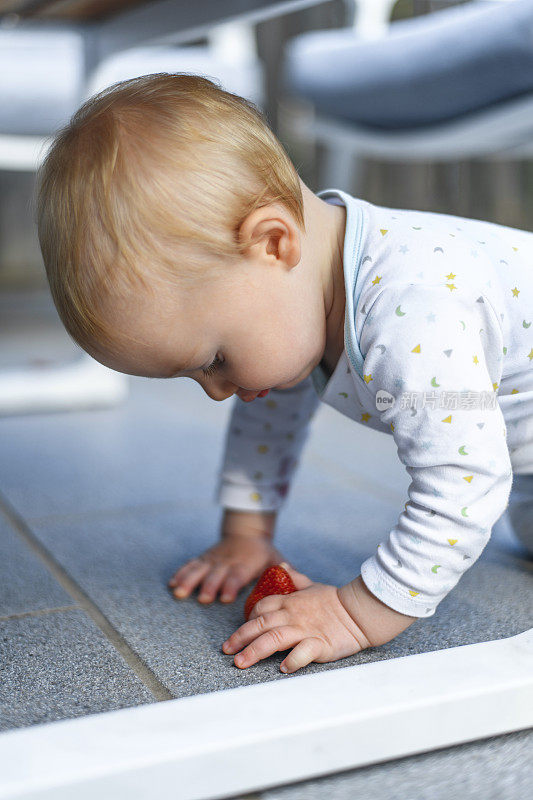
[{"xmin": 319, "ymin": 141, "xmax": 364, "ymax": 195}]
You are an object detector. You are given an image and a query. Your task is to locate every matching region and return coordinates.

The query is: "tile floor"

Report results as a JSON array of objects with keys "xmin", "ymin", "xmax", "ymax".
[{"xmin": 0, "ymin": 288, "xmax": 531, "ymax": 799}]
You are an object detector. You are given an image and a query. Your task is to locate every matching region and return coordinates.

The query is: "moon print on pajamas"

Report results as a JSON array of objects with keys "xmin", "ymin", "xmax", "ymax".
[{"xmin": 215, "ymin": 188, "xmax": 533, "ymax": 618}]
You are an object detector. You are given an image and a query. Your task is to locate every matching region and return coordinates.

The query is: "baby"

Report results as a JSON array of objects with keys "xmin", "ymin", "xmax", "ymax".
[{"xmin": 36, "ymin": 73, "xmax": 532, "ymax": 675}]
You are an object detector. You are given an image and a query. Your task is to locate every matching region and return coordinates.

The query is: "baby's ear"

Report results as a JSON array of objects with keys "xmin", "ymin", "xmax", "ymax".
[{"xmin": 237, "ymin": 207, "xmax": 300, "ymax": 268}]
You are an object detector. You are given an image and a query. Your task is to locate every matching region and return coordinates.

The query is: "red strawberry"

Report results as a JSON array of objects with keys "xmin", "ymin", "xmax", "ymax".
[{"xmin": 244, "ymin": 564, "xmax": 297, "ymax": 621}]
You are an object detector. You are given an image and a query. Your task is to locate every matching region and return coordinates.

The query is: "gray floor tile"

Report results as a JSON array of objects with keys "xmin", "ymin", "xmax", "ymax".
[
  {"xmin": 21, "ymin": 505, "xmax": 283, "ymax": 699},
  {"xmin": 21, "ymin": 487, "xmax": 533, "ymax": 703},
  {"xmin": 262, "ymin": 728, "xmax": 533, "ymax": 800},
  {"xmin": 0, "ymin": 377, "xmax": 235, "ymax": 519},
  {"xmin": 0, "ymin": 608, "xmax": 155, "ymax": 731},
  {"xmin": 0, "ymin": 514, "xmax": 72, "ymax": 617}
]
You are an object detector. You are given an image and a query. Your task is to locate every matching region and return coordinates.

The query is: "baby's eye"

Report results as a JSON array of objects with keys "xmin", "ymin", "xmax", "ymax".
[{"xmin": 202, "ymin": 355, "xmax": 223, "ymax": 378}]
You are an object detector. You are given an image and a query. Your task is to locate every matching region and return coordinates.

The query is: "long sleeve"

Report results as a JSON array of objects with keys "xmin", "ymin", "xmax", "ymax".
[
  {"xmin": 213, "ymin": 375, "xmax": 321, "ymax": 512},
  {"xmin": 357, "ymin": 281, "xmax": 513, "ymax": 617}
]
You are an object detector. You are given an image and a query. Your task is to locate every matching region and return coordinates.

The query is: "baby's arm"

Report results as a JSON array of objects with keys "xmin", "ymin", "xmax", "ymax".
[
  {"xmin": 355, "ymin": 281, "xmax": 513, "ymax": 619},
  {"xmin": 214, "ymin": 375, "xmax": 320, "ymax": 512},
  {"xmin": 170, "ymin": 377, "xmax": 321, "ymax": 603}
]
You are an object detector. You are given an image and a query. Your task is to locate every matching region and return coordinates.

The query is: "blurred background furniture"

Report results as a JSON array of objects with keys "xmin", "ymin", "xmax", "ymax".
[
  {"xmin": 2, "ymin": 0, "xmax": 533, "ymax": 416},
  {"xmin": 280, "ymin": 0, "xmax": 533, "ymax": 191},
  {"xmin": 0, "ymin": 0, "xmax": 325, "ymax": 415}
]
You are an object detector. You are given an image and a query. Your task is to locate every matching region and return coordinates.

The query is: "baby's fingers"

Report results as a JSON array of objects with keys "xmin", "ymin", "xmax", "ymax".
[
  {"xmin": 197, "ymin": 564, "xmax": 230, "ymax": 604},
  {"xmin": 219, "ymin": 565, "xmax": 253, "ymax": 603},
  {"xmin": 281, "ymin": 637, "xmax": 325, "ymax": 674},
  {"xmin": 169, "ymin": 559, "xmax": 210, "ymax": 598}
]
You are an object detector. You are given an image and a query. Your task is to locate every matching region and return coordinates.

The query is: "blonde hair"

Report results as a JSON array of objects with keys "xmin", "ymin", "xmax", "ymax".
[{"xmin": 36, "ymin": 72, "xmax": 305, "ymax": 353}]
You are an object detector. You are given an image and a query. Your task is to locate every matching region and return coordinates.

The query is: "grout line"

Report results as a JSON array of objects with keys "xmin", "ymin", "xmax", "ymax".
[
  {"xmin": 0, "ymin": 490, "xmax": 173, "ymax": 702},
  {"xmin": 0, "ymin": 605, "xmax": 79, "ymax": 622}
]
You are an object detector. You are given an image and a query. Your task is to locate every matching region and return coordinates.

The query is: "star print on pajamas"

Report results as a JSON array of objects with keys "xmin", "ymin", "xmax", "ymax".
[
  {"xmin": 215, "ymin": 188, "xmax": 533, "ymax": 619},
  {"xmin": 357, "ymin": 281, "xmax": 512, "ymax": 616}
]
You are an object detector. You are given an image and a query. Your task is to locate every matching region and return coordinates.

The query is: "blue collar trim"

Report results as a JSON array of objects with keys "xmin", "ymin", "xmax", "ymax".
[{"xmin": 316, "ymin": 188, "xmax": 367, "ymax": 381}]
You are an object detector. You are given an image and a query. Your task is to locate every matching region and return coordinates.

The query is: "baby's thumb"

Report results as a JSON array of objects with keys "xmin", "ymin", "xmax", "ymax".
[{"xmin": 279, "ymin": 562, "xmax": 313, "ymax": 590}]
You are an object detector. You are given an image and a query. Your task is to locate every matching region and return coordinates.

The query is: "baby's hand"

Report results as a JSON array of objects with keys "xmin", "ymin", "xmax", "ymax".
[
  {"xmin": 168, "ymin": 534, "xmax": 288, "ymax": 605},
  {"xmin": 222, "ymin": 567, "xmax": 417, "ymax": 673}
]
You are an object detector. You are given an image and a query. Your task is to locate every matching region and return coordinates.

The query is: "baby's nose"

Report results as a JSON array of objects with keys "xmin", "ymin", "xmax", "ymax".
[{"xmin": 203, "ymin": 384, "xmax": 236, "ymax": 402}]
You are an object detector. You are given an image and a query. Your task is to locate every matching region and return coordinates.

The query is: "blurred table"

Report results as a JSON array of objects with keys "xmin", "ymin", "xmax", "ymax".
[
  {"xmin": 1, "ymin": 0, "xmax": 329, "ymax": 20},
  {"xmin": 0, "ymin": 0, "xmax": 331, "ymax": 61}
]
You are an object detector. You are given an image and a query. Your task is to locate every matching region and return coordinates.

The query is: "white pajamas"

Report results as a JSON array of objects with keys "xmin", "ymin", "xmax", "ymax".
[{"xmin": 214, "ymin": 188, "xmax": 533, "ymax": 617}]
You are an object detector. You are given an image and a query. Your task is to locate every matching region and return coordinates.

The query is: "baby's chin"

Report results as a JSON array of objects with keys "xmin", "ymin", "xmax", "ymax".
[{"xmin": 274, "ymin": 361, "xmax": 317, "ymax": 390}]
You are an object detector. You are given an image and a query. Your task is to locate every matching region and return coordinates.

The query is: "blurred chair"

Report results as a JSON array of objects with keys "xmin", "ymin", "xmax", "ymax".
[
  {"xmin": 0, "ymin": 18, "xmax": 264, "ymax": 415},
  {"xmin": 279, "ymin": 0, "xmax": 533, "ymax": 192}
]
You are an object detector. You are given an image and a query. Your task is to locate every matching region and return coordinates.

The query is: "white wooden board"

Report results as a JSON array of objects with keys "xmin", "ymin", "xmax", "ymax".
[{"xmin": 1, "ymin": 628, "xmax": 532, "ymax": 800}]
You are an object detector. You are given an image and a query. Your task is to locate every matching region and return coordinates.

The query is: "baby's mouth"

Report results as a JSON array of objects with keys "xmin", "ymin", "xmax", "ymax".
[{"xmin": 237, "ymin": 388, "xmax": 270, "ymax": 402}]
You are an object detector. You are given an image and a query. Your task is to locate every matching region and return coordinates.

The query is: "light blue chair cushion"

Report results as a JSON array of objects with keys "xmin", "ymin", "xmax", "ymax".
[
  {"xmin": 281, "ymin": 0, "xmax": 533, "ymax": 130},
  {"xmin": 0, "ymin": 24, "xmax": 85, "ymax": 135}
]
